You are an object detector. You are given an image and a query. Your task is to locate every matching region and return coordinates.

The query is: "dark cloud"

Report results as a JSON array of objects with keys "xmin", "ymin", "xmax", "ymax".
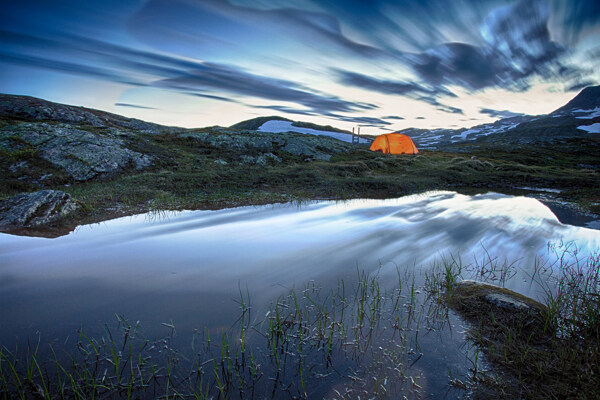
[
  {"xmin": 416, "ymin": 117, "xmax": 425, "ymax": 120},
  {"xmin": 251, "ymin": 105, "xmax": 392, "ymax": 126},
  {"xmin": 479, "ymin": 108, "xmax": 524, "ymax": 118},
  {"xmin": 156, "ymin": 64, "xmax": 376, "ymax": 114},
  {"xmin": 410, "ymin": 42, "xmax": 507, "ymax": 91},
  {"xmin": 128, "ymin": 0, "xmax": 392, "ymax": 61},
  {"xmin": 566, "ymin": 81, "xmax": 596, "ymax": 92},
  {"xmin": 335, "ymin": 69, "xmax": 455, "ymax": 97},
  {"xmin": 254, "ymin": 105, "xmax": 317, "ymax": 116},
  {"xmin": 334, "ymin": 69, "xmax": 463, "ymax": 113},
  {"xmin": 334, "ymin": 116, "xmax": 392, "ymax": 126},
  {"xmin": 0, "ymin": 50, "xmax": 142, "ymax": 87},
  {"xmin": 115, "ymin": 103, "xmax": 157, "ymax": 110},
  {"xmin": 416, "ymin": 95, "xmax": 464, "ymax": 114},
  {"xmin": 192, "ymin": 93, "xmax": 240, "ymax": 102},
  {"xmin": 0, "ymin": 29, "xmax": 374, "ymax": 115},
  {"xmin": 382, "ymin": 116, "xmax": 405, "ymax": 120},
  {"xmin": 408, "ymin": 0, "xmax": 575, "ymax": 92}
]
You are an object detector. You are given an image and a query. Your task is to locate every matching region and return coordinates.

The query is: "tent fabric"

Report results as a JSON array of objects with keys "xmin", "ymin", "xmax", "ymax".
[{"xmin": 369, "ymin": 133, "xmax": 419, "ymax": 154}]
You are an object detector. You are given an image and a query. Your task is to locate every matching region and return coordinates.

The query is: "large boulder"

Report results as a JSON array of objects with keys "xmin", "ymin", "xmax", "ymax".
[
  {"xmin": 0, "ymin": 122, "xmax": 153, "ymax": 180},
  {"xmin": 0, "ymin": 190, "xmax": 79, "ymax": 229}
]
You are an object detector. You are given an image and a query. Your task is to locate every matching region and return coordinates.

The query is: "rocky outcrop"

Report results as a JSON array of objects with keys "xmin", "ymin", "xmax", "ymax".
[
  {"xmin": 182, "ymin": 130, "xmax": 353, "ymax": 161},
  {"xmin": 240, "ymin": 152, "xmax": 282, "ymax": 166},
  {"xmin": 0, "ymin": 122, "xmax": 152, "ymax": 180},
  {"xmin": 0, "ymin": 94, "xmax": 173, "ymax": 134},
  {"xmin": 0, "ymin": 190, "xmax": 79, "ymax": 229}
]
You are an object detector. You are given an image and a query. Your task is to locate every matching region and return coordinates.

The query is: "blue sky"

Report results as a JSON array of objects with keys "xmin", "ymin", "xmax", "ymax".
[{"xmin": 1, "ymin": 0, "xmax": 599, "ymax": 131}]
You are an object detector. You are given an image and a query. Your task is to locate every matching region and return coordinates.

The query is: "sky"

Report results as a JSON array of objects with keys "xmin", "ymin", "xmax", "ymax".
[{"xmin": 1, "ymin": 0, "xmax": 599, "ymax": 132}]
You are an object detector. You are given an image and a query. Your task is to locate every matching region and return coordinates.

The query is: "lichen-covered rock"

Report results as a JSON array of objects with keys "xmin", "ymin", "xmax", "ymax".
[
  {"xmin": 180, "ymin": 130, "xmax": 352, "ymax": 161},
  {"xmin": 240, "ymin": 152, "xmax": 282, "ymax": 166},
  {"xmin": 451, "ymin": 280, "xmax": 545, "ymax": 313},
  {"xmin": 0, "ymin": 190, "xmax": 79, "ymax": 229},
  {"xmin": 0, "ymin": 122, "xmax": 153, "ymax": 180}
]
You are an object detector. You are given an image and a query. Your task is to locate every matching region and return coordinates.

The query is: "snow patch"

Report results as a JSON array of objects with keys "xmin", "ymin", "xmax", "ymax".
[
  {"xmin": 258, "ymin": 120, "xmax": 370, "ymax": 144},
  {"xmin": 451, "ymin": 128, "xmax": 479, "ymax": 140},
  {"xmin": 577, "ymin": 123, "xmax": 600, "ymax": 133},
  {"xmin": 575, "ymin": 107, "xmax": 600, "ymax": 119},
  {"xmin": 515, "ymin": 186, "xmax": 562, "ymax": 194}
]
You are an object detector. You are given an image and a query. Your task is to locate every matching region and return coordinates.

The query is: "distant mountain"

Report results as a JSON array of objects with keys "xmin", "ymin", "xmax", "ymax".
[
  {"xmin": 552, "ymin": 85, "xmax": 600, "ymax": 115},
  {"xmin": 232, "ymin": 116, "xmax": 367, "ymax": 144},
  {"xmin": 402, "ymin": 85, "xmax": 600, "ymax": 149},
  {"xmin": 231, "ymin": 116, "xmax": 353, "ymax": 135},
  {"xmin": 230, "ymin": 116, "xmax": 292, "ymax": 130}
]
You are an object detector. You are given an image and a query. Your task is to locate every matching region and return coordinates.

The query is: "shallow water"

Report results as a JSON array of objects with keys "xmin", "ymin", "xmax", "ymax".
[{"xmin": 1, "ymin": 191, "xmax": 599, "ymax": 397}]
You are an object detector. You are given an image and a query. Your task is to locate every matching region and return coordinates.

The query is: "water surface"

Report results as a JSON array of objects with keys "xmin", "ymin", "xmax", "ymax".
[{"xmin": 1, "ymin": 191, "xmax": 598, "ymax": 397}]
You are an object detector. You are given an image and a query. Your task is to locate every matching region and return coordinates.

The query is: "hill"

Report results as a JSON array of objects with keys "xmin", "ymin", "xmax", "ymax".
[
  {"xmin": 230, "ymin": 115, "xmax": 292, "ymax": 130},
  {"xmin": 552, "ymin": 85, "xmax": 600, "ymax": 114}
]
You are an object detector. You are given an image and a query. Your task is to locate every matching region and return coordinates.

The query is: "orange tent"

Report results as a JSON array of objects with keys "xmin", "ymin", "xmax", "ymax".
[{"xmin": 370, "ymin": 133, "xmax": 419, "ymax": 154}]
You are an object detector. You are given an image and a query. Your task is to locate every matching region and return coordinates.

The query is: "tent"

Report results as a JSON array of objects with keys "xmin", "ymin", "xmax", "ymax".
[{"xmin": 369, "ymin": 133, "xmax": 419, "ymax": 154}]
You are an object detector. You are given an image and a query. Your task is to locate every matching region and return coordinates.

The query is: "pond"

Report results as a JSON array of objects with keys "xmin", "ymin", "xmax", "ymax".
[{"xmin": 1, "ymin": 191, "xmax": 599, "ymax": 398}]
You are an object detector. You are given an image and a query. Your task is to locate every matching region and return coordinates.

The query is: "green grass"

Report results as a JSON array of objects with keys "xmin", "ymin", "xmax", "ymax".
[{"xmin": 427, "ymin": 246, "xmax": 600, "ymax": 399}]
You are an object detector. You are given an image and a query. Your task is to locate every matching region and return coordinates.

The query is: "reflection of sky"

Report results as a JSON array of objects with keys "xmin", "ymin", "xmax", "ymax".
[
  {"xmin": 1, "ymin": 191, "xmax": 599, "ymax": 299},
  {"xmin": 0, "ymin": 0, "xmax": 598, "ymax": 130}
]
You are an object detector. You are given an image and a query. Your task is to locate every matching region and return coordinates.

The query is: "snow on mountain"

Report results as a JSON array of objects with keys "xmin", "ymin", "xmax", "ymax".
[
  {"xmin": 573, "ymin": 107, "xmax": 600, "ymax": 120},
  {"xmin": 258, "ymin": 120, "xmax": 371, "ymax": 144},
  {"xmin": 577, "ymin": 123, "xmax": 600, "ymax": 133}
]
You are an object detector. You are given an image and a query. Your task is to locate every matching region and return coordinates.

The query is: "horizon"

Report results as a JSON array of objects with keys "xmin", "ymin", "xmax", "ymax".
[{"xmin": 1, "ymin": 0, "xmax": 599, "ymax": 133}]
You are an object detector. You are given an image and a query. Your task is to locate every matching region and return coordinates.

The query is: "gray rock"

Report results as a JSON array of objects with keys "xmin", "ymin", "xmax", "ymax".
[
  {"xmin": 180, "ymin": 130, "xmax": 352, "ymax": 161},
  {"xmin": 214, "ymin": 159, "xmax": 228, "ymax": 165},
  {"xmin": 1, "ymin": 122, "xmax": 153, "ymax": 180},
  {"xmin": 239, "ymin": 155, "xmax": 258, "ymax": 165},
  {"xmin": 0, "ymin": 190, "xmax": 79, "ymax": 228},
  {"xmin": 240, "ymin": 152, "xmax": 282, "ymax": 166},
  {"xmin": 484, "ymin": 293, "xmax": 530, "ymax": 310},
  {"xmin": 256, "ymin": 152, "xmax": 282, "ymax": 166}
]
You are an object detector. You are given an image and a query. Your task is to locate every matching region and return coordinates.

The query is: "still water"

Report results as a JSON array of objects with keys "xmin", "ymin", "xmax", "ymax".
[{"xmin": 1, "ymin": 191, "xmax": 599, "ymax": 397}]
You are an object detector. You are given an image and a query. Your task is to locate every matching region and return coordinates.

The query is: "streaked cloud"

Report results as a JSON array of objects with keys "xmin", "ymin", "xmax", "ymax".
[
  {"xmin": 115, "ymin": 103, "xmax": 158, "ymax": 110},
  {"xmin": 479, "ymin": 108, "xmax": 524, "ymax": 118},
  {"xmin": 0, "ymin": 0, "xmax": 598, "ymax": 130}
]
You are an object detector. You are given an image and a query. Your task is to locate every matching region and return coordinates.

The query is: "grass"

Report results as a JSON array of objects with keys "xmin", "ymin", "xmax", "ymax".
[
  {"xmin": 425, "ymin": 246, "xmax": 600, "ymax": 399},
  {"xmin": 0, "ymin": 269, "xmax": 453, "ymax": 399}
]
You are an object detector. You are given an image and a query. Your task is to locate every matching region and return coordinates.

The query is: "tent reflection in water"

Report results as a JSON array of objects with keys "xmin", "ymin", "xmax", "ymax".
[{"xmin": 369, "ymin": 133, "xmax": 419, "ymax": 155}]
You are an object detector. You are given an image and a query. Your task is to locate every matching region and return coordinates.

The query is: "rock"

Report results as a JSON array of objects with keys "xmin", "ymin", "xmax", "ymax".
[
  {"xmin": 449, "ymin": 280, "xmax": 546, "ymax": 317},
  {"xmin": 214, "ymin": 159, "xmax": 228, "ymax": 165},
  {"xmin": 180, "ymin": 130, "xmax": 352, "ymax": 161},
  {"xmin": 257, "ymin": 152, "xmax": 281, "ymax": 166},
  {"xmin": 1, "ymin": 122, "xmax": 153, "ymax": 180},
  {"xmin": 240, "ymin": 152, "xmax": 282, "ymax": 166},
  {"xmin": 484, "ymin": 293, "xmax": 530, "ymax": 311},
  {"xmin": 0, "ymin": 190, "xmax": 79, "ymax": 229}
]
